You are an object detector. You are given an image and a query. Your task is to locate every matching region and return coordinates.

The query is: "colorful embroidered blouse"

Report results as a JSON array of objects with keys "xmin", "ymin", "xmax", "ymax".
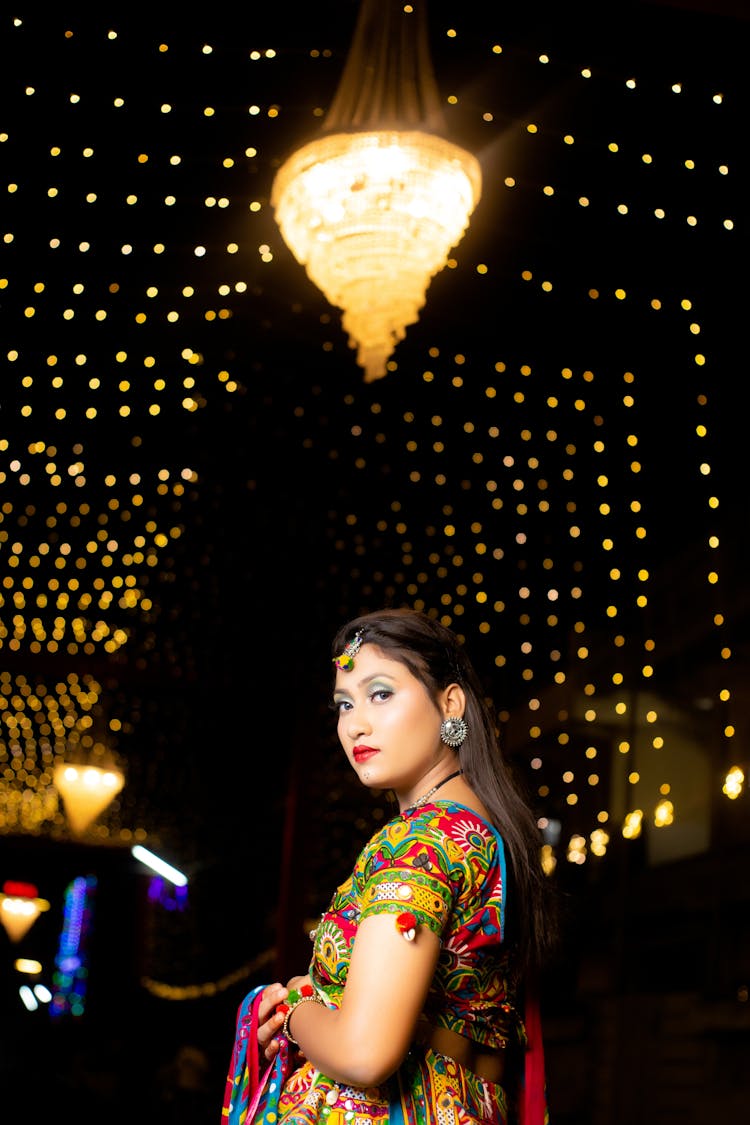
[{"xmin": 310, "ymin": 801, "xmax": 519, "ymax": 1050}]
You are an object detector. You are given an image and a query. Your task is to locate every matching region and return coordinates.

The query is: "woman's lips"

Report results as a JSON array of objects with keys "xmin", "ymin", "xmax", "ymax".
[{"xmin": 353, "ymin": 746, "xmax": 379, "ymax": 763}]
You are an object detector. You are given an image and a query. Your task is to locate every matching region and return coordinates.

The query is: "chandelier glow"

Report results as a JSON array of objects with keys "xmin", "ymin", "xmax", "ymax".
[
  {"xmin": 271, "ymin": 129, "xmax": 482, "ymax": 382},
  {"xmin": 53, "ymin": 762, "xmax": 125, "ymax": 836}
]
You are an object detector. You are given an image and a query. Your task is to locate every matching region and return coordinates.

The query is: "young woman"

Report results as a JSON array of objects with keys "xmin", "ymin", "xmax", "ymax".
[{"xmin": 222, "ymin": 608, "xmax": 557, "ymax": 1125}]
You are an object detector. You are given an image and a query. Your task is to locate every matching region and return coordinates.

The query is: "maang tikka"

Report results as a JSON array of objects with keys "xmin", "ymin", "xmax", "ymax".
[{"xmin": 333, "ymin": 629, "xmax": 364, "ymax": 672}]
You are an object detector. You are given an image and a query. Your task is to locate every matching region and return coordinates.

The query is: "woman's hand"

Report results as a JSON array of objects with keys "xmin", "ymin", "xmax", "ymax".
[
  {"xmin": 256, "ymin": 975, "xmax": 313, "ymax": 1063},
  {"xmin": 285, "ymin": 973, "xmax": 313, "ymax": 993},
  {"xmin": 256, "ymin": 981, "xmax": 289, "ymax": 1063}
]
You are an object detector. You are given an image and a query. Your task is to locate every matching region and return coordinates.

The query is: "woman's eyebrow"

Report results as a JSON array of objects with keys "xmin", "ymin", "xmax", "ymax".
[
  {"xmin": 334, "ymin": 672, "xmax": 396, "ymax": 695},
  {"xmin": 359, "ymin": 672, "xmax": 396, "ymax": 687}
]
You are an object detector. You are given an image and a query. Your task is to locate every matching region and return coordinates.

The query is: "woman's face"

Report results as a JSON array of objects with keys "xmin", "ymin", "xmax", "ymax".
[{"xmin": 333, "ymin": 642, "xmax": 454, "ymax": 799}]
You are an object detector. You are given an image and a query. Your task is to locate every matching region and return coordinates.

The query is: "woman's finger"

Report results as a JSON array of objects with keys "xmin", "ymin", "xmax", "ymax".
[
  {"xmin": 258, "ymin": 982, "xmax": 287, "ymax": 1025},
  {"xmin": 259, "ymin": 1006, "xmax": 287, "ymax": 1049}
]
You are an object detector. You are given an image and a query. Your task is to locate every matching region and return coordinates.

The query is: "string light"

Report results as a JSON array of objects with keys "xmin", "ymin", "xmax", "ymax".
[
  {"xmin": 723, "ymin": 766, "xmax": 745, "ymax": 800},
  {"xmin": 0, "ymin": 9, "xmax": 740, "ymax": 884}
]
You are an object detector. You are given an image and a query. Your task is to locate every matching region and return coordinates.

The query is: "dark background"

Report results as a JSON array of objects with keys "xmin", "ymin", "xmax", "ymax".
[{"xmin": 1, "ymin": 3, "xmax": 748, "ymax": 1123}]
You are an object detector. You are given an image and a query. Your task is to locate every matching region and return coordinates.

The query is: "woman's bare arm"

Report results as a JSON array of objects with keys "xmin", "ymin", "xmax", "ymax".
[{"xmin": 286, "ymin": 912, "xmax": 441, "ymax": 1087}]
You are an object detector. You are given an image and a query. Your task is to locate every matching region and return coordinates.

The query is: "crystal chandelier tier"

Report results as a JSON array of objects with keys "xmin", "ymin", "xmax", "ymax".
[{"xmin": 271, "ymin": 0, "xmax": 482, "ymax": 382}]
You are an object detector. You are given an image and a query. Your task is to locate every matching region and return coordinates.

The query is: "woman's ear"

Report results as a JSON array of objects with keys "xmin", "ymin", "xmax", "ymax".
[{"xmin": 441, "ymin": 682, "xmax": 466, "ymax": 718}]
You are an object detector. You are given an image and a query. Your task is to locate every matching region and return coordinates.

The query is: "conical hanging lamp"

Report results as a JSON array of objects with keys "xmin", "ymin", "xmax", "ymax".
[
  {"xmin": 53, "ymin": 761, "xmax": 124, "ymax": 836},
  {"xmin": 0, "ymin": 881, "xmax": 50, "ymax": 944},
  {"xmin": 271, "ymin": 0, "xmax": 482, "ymax": 382}
]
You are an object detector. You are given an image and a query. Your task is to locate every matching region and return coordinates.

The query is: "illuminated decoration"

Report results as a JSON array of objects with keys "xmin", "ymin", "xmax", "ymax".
[
  {"xmin": 0, "ymin": 7, "xmax": 742, "ymax": 901},
  {"xmin": 15, "ymin": 958, "xmax": 43, "ymax": 975},
  {"xmin": 140, "ymin": 947, "xmax": 276, "ymax": 1001},
  {"xmin": 622, "ymin": 810, "xmax": 644, "ymax": 840},
  {"xmin": 0, "ymin": 880, "xmax": 50, "ymax": 943},
  {"xmin": 50, "ymin": 875, "xmax": 97, "ymax": 1020},
  {"xmin": 566, "ymin": 834, "xmax": 587, "ymax": 865},
  {"xmin": 53, "ymin": 762, "xmax": 125, "ymax": 837},
  {"xmin": 723, "ymin": 766, "xmax": 745, "ymax": 799},
  {"xmin": 147, "ymin": 876, "xmax": 189, "ymax": 912},
  {"xmin": 1, "ymin": 673, "xmax": 103, "ymax": 834},
  {"xmin": 19, "ymin": 984, "xmax": 40, "ymax": 1012},
  {"xmin": 271, "ymin": 0, "xmax": 481, "ymax": 382},
  {"xmin": 18, "ymin": 979, "xmax": 52, "ymax": 1011},
  {"xmin": 0, "ymin": 672, "xmax": 136, "ymax": 843},
  {"xmin": 540, "ymin": 844, "xmax": 557, "ymax": 876},
  {"xmin": 589, "ymin": 829, "xmax": 610, "ymax": 857},
  {"xmin": 653, "ymin": 798, "xmax": 674, "ymax": 827},
  {"xmin": 34, "ymin": 982, "xmax": 53, "ymax": 1004},
  {"xmin": 132, "ymin": 844, "xmax": 188, "ymax": 887}
]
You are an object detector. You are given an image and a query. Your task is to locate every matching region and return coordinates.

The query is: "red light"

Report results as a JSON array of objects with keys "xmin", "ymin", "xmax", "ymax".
[{"xmin": 2, "ymin": 880, "xmax": 39, "ymax": 899}]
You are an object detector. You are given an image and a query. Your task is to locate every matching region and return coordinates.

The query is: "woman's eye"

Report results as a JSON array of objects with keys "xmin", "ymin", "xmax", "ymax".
[
  {"xmin": 336, "ymin": 699, "xmax": 352, "ymax": 713},
  {"xmin": 371, "ymin": 689, "xmax": 392, "ymax": 703}
]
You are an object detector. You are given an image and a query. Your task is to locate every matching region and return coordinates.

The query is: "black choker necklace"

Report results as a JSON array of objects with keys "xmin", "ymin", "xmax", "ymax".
[{"xmin": 412, "ymin": 769, "xmax": 463, "ymax": 808}]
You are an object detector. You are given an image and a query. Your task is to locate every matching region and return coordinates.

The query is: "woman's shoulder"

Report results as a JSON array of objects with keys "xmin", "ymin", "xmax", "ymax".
[
  {"xmin": 353, "ymin": 804, "xmax": 505, "ymax": 913},
  {"xmin": 362, "ymin": 802, "xmax": 501, "ymax": 862},
  {"xmin": 422, "ymin": 801, "xmax": 502, "ymax": 853},
  {"xmin": 414, "ymin": 799, "xmax": 497, "ymax": 831}
]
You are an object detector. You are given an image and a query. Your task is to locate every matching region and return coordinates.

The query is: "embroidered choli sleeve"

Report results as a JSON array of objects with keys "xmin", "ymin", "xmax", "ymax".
[{"xmin": 357, "ymin": 810, "xmax": 473, "ymax": 938}]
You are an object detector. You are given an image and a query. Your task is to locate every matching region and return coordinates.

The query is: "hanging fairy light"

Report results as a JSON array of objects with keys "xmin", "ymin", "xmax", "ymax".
[
  {"xmin": 723, "ymin": 766, "xmax": 745, "ymax": 799},
  {"xmin": 271, "ymin": 0, "xmax": 482, "ymax": 382},
  {"xmin": 622, "ymin": 809, "xmax": 644, "ymax": 839},
  {"xmin": 654, "ymin": 798, "xmax": 675, "ymax": 827},
  {"xmin": 566, "ymin": 834, "xmax": 587, "ymax": 864}
]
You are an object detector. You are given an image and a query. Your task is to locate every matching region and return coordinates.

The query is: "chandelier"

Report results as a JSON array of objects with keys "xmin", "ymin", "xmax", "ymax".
[
  {"xmin": 0, "ymin": 880, "xmax": 50, "ymax": 943},
  {"xmin": 53, "ymin": 761, "xmax": 125, "ymax": 837},
  {"xmin": 271, "ymin": 0, "xmax": 482, "ymax": 382}
]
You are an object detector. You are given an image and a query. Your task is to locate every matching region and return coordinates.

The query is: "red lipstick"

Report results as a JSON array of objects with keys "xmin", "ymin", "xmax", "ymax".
[{"xmin": 353, "ymin": 745, "xmax": 379, "ymax": 763}]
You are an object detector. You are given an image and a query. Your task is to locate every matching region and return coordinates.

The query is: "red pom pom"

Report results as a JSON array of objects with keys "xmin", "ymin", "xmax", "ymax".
[
  {"xmin": 301, "ymin": 984, "xmax": 314, "ymax": 997},
  {"xmin": 396, "ymin": 911, "xmax": 417, "ymax": 934},
  {"xmin": 276, "ymin": 1003, "xmax": 290, "ymax": 1016}
]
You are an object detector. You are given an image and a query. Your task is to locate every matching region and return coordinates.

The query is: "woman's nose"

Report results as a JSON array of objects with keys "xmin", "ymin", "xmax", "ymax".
[{"xmin": 347, "ymin": 708, "xmax": 371, "ymax": 739}]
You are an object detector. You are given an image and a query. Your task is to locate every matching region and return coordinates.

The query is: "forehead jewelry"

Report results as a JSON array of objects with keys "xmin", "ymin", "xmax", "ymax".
[{"xmin": 333, "ymin": 629, "xmax": 364, "ymax": 672}]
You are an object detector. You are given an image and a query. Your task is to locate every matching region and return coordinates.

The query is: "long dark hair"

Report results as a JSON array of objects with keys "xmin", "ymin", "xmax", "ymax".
[{"xmin": 331, "ymin": 607, "xmax": 557, "ymax": 975}]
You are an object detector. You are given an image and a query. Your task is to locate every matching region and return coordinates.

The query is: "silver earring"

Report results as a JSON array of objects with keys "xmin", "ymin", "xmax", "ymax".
[{"xmin": 440, "ymin": 716, "xmax": 468, "ymax": 749}]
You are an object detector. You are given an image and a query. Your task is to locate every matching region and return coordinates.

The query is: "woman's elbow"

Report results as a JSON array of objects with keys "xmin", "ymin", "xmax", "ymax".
[{"xmin": 334, "ymin": 1038, "xmax": 406, "ymax": 1088}]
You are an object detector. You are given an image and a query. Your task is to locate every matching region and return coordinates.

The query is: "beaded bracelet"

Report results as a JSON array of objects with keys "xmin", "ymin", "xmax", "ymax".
[{"xmin": 276, "ymin": 984, "xmax": 323, "ymax": 1046}]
